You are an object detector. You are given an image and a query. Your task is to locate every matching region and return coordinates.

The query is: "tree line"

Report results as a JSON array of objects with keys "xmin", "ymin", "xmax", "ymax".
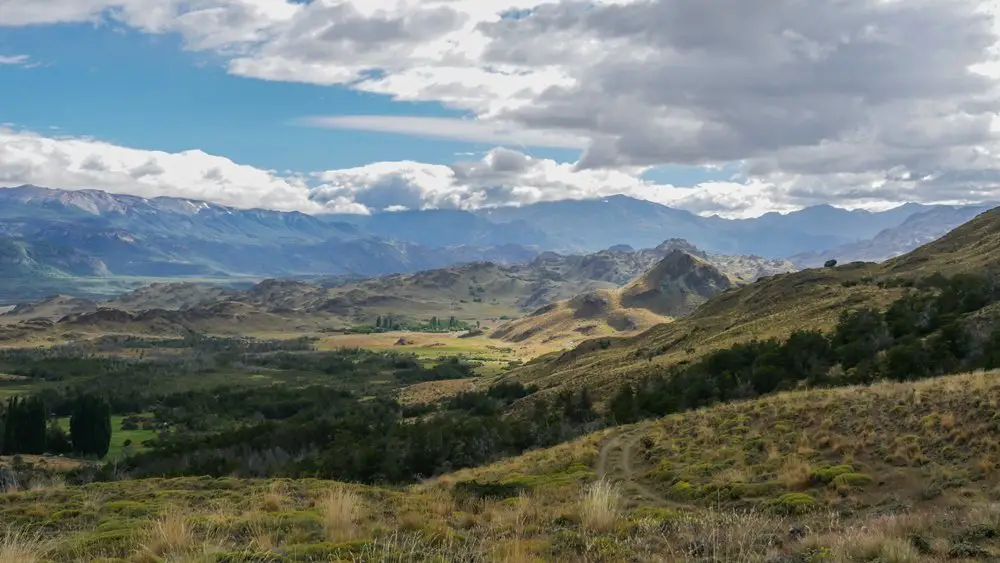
[
  {"xmin": 111, "ymin": 379, "xmax": 599, "ymax": 484},
  {"xmin": 609, "ymin": 272, "xmax": 1000, "ymax": 424},
  {"xmin": 1, "ymin": 395, "xmax": 112, "ymax": 458}
]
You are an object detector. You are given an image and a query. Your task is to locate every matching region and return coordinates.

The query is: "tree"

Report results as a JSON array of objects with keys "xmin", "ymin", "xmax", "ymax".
[
  {"xmin": 45, "ymin": 422, "xmax": 72, "ymax": 455},
  {"xmin": 824, "ymin": 259, "xmax": 838, "ymax": 268},
  {"xmin": 2, "ymin": 397, "xmax": 47, "ymax": 455},
  {"xmin": 609, "ymin": 383, "xmax": 637, "ymax": 424},
  {"xmin": 70, "ymin": 395, "xmax": 112, "ymax": 458},
  {"xmin": 1, "ymin": 397, "xmax": 18, "ymax": 454}
]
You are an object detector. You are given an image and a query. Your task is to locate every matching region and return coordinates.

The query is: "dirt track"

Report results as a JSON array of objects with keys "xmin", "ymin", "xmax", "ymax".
[{"xmin": 595, "ymin": 426, "xmax": 673, "ymax": 507}]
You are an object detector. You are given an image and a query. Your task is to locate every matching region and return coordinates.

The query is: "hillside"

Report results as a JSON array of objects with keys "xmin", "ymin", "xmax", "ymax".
[
  {"xmin": 0, "ymin": 186, "xmax": 539, "ymax": 302},
  {"xmin": 508, "ymin": 206, "xmax": 1000, "ymax": 397},
  {"xmin": 493, "ymin": 251, "xmax": 737, "ymax": 348},
  {"xmin": 618, "ymin": 251, "xmax": 734, "ymax": 316},
  {"xmin": 448, "ymin": 370, "xmax": 1000, "ymax": 560},
  {"xmin": 0, "ymin": 240, "xmax": 790, "ymax": 341},
  {"xmin": 490, "ymin": 289, "xmax": 671, "ymax": 348},
  {"xmin": 5, "ymin": 370, "xmax": 1000, "ymax": 562},
  {"xmin": 791, "ymin": 203, "xmax": 994, "ymax": 267}
]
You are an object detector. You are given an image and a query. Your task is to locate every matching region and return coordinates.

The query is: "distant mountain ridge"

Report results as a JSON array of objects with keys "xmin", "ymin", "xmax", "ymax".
[
  {"xmin": 791, "ymin": 204, "xmax": 997, "ymax": 267},
  {"xmin": 0, "ymin": 185, "xmax": 542, "ymax": 302},
  {"xmin": 0, "ymin": 185, "xmax": 985, "ymax": 304},
  {"xmin": 0, "ymin": 239, "xmax": 788, "ymax": 343}
]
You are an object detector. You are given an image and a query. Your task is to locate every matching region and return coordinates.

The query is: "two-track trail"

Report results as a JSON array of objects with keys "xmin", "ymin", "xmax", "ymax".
[{"xmin": 595, "ymin": 425, "xmax": 674, "ymax": 508}]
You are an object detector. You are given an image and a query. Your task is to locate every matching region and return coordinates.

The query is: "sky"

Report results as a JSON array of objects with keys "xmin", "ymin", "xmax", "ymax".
[{"xmin": 1, "ymin": 0, "xmax": 1000, "ymax": 218}]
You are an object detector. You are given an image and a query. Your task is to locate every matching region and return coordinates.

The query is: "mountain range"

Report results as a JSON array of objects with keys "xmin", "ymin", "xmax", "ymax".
[
  {"xmin": 338, "ymin": 196, "xmax": 948, "ymax": 256},
  {"xmin": 0, "ymin": 184, "xmax": 994, "ymax": 304},
  {"xmin": 0, "ymin": 239, "xmax": 786, "ymax": 338}
]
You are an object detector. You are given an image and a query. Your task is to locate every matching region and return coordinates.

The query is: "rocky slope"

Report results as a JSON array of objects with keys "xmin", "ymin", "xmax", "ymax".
[{"xmin": 491, "ymin": 250, "xmax": 736, "ymax": 347}]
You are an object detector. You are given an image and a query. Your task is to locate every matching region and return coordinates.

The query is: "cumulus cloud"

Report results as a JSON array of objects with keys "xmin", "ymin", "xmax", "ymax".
[
  {"xmin": 5, "ymin": 128, "xmax": 1000, "ymax": 219},
  {"xmin": 4, "ymin": 0, "xmax": 1000, "ymax": 215},
  {"xmin": 0, "ymin": 127, "xmax": 330, "ymax": 212}
]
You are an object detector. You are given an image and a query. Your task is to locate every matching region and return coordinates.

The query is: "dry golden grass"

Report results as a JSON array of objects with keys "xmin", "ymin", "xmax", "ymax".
[
  {"xmin": 0, "ymin": 455, "xmax": 86, "ymax": 472},
  {"xmin": 579, "ymin": 479, "xmax": 621, "ymax": 532},
  {"xmin": 137, "ymin": 511, "xmax": 196, "ymax": 560},
  {"xmin": 317, "ymin": 485, "xmax": 363, "ymax": 542},
  {"xmin": 490, "ymin": 288, "xmax": 671, "ymax": 349},
  {"xmin": 396, "ymin": 377, "xmax": 483, "ymax": 406},
  {"xmin": 778, "ymin": 457, "xmax": 812, "ymax": 489},
  {"xmin": 0, "ymin": 528, "xmax": 45, "ymax": 563},
  {"xmin": 259, "ymin": 481, "xmax": 289, "ymax": 512}
]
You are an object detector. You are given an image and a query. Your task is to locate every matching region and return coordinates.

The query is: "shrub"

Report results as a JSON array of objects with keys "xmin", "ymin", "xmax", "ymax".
[
  {"xmin": 770, "ymin": 493, "xmax": 815, "ymax": 515},
  {"xmin": 832, "ymin": 472, "xmax": 873, "ymax": 492},
  {"xmin": 810, "ymin": 464, "xmax": 854, "ymax": 484},
  {"xmin": 667, "ymin": 481, "xmax": 695, "ymax": 499}
]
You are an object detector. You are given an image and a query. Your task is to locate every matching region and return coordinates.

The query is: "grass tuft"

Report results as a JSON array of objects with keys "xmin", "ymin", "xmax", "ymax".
[
  {"xmin": 579, "ymin": 479, "xmax": 620, "ymax": 533},
  {"xmin": 0, "ymin": 527, "xmax": 45, "ymax": 563},
  {"xmin": 318, "ymin": 486, "xmax": 363, "ymax": 542},
  {"xmin": 138, "ymin": 511, "xmax": 196, "ymax": 559}
]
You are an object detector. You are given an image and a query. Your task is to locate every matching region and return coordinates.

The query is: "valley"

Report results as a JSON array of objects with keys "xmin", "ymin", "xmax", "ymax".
[
  {"xmin": 1, "ymin": 187, "xmax": 1000, "ymax": 561},
  {"xmin": 7, "ymin": 2, "xmax": 1000, "ymax": 559},
  {"xmin": 0, "ymin": 185, "xmax": 976, "ymax": 304}
]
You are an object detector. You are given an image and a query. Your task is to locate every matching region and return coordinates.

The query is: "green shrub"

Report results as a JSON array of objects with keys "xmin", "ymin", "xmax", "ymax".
[
  {"xmin": 631, "ymin": 507, "xmax": 679, "ymax": 524},
  {"xmin": 770, "ymin": 493, "xmax": 815, "ymax": 515},
  {"xmin": 102, "ymin": 500, "xmax": 153, "ymax": 518},
  {"xmin": 810, "ymin": 464, "xmax": 853, "ymax": 484},
  {"xmin": 285, "ymin": 540, "xmax": 373, "ymax": 560},
  {"xmin": 667, "ymin": 481, "xmax": 695, "ymax": 499},
  {"xmin": 57, "ymin": 528, "xmax": 136, "ymax": 559},
  {"xmin": 729, "ymin": 481, "xmax": 781, "ymax": 499},
  {"xmin": 831, "ymin": 473, "xmax": 873, "ymax": 492}
]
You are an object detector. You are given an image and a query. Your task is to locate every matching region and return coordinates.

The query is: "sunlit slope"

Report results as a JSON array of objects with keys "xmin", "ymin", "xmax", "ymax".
[
  {"xmin": 510, "ymin": 207, "xmax": 1000, "ymax": 396},
  {"xmin": 491, "ymin": 251, "xmax": 734, "ymax": 348}
]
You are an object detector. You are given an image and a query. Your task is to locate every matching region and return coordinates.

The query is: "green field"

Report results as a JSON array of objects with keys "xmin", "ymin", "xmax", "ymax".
[{"xmin": 56, "ymin": 414, "xmax": 159, "ymax": 461}]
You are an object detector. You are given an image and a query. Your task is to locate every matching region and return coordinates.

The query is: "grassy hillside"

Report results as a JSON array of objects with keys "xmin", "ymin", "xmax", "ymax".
[
  {"xmin": 510, "ymin": 207, "xmax": 1000, "ymax": 397},
  {"xmin": 490, "ymin": 251, "xmax": 735, "ymax": 348},
  {"xmin": 491, "ymin": 289, "xmax": 671, "ymax": 349},
  {"xmin": 618, "ymin": 251, "xmax": 734, "ymax": 316},
  {"xmin": 5, "ymin": 370, "xmax": 1000, "ymax": 561}
]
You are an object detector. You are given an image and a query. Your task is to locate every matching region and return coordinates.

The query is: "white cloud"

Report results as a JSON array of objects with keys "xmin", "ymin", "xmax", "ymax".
[
  {"xmin": 4, "ymin": 127, "xmax": 1000, "ymax": 219},
  {"xmin": 0, "ymin": 127, "xmax": 336, "ymax": 213},
  {"xmin": 0, "ymin": 55, "xmax": 33, "ymax": 66},
  {"xmin": 4, "ymin": 0, "xmax": 1000, "ymax": 215},
  {"xmin": 297, "ymin": 115, "xmax": 586, "ymax": 149}
]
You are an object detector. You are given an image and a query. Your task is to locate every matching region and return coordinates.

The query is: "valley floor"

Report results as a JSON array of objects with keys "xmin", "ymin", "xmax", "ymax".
[{"xmin": 5, "ymin": 370, "xmax": 1000, "ymax": 562}]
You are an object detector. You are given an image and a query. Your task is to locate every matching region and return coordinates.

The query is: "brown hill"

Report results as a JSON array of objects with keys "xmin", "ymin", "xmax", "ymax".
[
  {"xmin": 619, "ymin": 250, "xmax": 734, "ymax": 316},
  {"xmin": 2, "ymin": 295, "xmax": 97, "ymax": 320},
  {"xmin": 491, "ymin": 251, "xmax": 734, "ymax": 348},
  {"xmin": 2, "ymin": 239, "xmax": 789, "ymax": 338},
  {"xmin": 507, "ymin": 206, "xmax": 1000, "ymax": 397}
]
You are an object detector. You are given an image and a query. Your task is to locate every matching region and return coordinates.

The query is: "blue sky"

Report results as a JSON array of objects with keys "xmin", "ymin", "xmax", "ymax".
[
  {"xmin": 0, "ymin": 24, "xmax": 497, "ymax": 171},
  {"xmin": 1, "ymin": 0, "xmax": 985, "ymax": 217},
  {"xmin": 0, "ymin": 21, "xmax": 727, "ymax": 185}
]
